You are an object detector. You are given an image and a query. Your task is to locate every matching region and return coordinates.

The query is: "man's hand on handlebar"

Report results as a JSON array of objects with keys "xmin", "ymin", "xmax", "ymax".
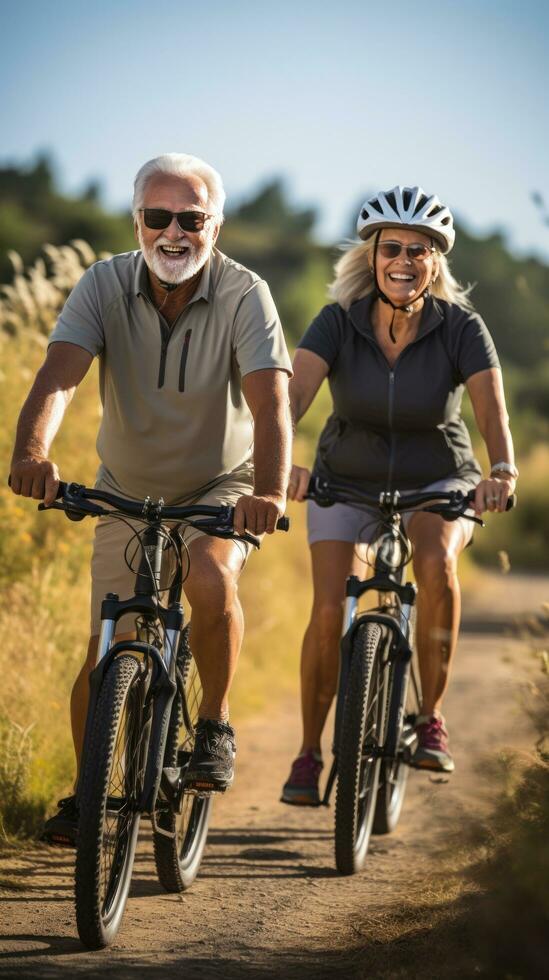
[
  {"xmin": 233, "ymin": 492, "xmax": 286, "ymax": 536},
  {"xmin": 9, "ymin": 456, "xmax": 60, "ymax": 506},
  {"xmin": 287, "ymin": 464, "xmax": 311, "ymax": 502}
]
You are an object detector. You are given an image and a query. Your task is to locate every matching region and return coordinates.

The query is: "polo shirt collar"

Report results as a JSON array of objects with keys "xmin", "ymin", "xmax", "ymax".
[
  {"xmin": 348, "ymin": 291, "xmax": 443, "ymax": 340},
  {"xmin": 133, "ymin": 250, "xmax": 212, "ymax": 304}
]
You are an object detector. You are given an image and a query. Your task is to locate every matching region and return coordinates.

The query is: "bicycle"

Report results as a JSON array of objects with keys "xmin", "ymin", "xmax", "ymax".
[
  {"xmin": 305, "ymin": 476, "xmax": 515, "ymax": 875},
  {"xmin": 39, "ymin": 480, "xmax": 288, "ymax": 949}
]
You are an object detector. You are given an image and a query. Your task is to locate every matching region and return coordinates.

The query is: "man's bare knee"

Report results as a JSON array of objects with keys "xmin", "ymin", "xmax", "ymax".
[{"xmin": 185, "ymin": 562, "xmax": 239, "ymax": 616}]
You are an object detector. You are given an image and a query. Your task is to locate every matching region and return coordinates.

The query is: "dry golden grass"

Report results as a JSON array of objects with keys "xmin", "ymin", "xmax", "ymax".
[{"xmin": 0, "ymin": 240, "xmax": 107, "ymax": 339}]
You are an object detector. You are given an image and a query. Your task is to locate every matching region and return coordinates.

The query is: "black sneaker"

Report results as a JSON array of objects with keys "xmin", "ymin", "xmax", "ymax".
[
  {"xmin": 41, "ymin": 795, "xmax": 79, "ymax": 847},
  {"xmin": 185, "ymin": 719, "xmax": 236, "ymax": 793}
]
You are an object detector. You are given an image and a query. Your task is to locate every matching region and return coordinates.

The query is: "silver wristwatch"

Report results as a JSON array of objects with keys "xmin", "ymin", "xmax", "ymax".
[{"xmin": 490, "ymin": 461, "xmax": 519, "ymax": 479}]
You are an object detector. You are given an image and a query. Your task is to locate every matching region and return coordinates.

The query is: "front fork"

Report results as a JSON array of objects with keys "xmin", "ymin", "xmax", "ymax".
[{"xmin": 321, "ymin": 592, "xmax": 416, "ymax": 807}]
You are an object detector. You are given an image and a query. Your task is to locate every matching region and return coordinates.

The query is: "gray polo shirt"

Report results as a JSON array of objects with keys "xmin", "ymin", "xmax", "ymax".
[{"xmin": 49, "ymin": 248, "xmax": 292, "ymax": 502}]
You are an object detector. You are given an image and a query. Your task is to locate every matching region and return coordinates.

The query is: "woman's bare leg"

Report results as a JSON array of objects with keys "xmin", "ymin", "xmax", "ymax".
[
  {"xmin": 299, "ymin": 541, "xmax": 360, "ymax": 753},
  {"xmin": 406, "ymin": 513, "xmax": 468, "ymax": 716}
]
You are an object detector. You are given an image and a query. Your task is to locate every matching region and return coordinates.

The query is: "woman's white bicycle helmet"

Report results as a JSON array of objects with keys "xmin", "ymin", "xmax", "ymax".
[{"xmin": 357, "ymin": 186, "xmax": 455, "ymax": 254}]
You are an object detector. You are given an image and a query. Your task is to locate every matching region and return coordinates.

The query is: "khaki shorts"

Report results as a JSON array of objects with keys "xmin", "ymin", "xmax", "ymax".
[{"xmin": 90, "ymin": 468, "xmax": 254, "ymax": 636}]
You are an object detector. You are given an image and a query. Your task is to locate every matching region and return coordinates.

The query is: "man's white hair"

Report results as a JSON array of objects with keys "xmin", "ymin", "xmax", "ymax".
[{"xmin": 132, "ymin": 153, "xmax": 226, "ymax": 218}]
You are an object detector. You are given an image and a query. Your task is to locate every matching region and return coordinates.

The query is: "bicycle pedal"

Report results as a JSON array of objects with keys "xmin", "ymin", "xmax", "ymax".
[{"xmin": 185, "ymin": 786, "xmax": 214, "ymax": 798}]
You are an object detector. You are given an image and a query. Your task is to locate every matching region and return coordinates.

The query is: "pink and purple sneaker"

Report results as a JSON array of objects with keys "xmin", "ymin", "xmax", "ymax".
[
  {"xmin": 280, "ymin": 750, "xmax": 323, "ymax": 806},
  {"xmin": 413, "ymin": 714, "xmax": 455, "ymax": 773}
]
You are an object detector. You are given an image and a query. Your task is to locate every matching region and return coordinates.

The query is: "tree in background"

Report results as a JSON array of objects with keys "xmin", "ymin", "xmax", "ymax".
[{"xmin": 1, "ymin": 158, "xmax": 547, "ymax": 449}]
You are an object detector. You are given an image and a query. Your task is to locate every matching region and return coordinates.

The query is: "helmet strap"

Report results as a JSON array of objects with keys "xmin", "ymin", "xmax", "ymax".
[{"xmin": 372, "ymin": 232, "xmax": 430, "ymax": 343}]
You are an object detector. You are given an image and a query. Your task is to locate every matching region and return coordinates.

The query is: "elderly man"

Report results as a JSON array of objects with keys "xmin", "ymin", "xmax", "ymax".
[{"xmin": 10, "ymin": 153, "xmax": 292, "ymax": 844}]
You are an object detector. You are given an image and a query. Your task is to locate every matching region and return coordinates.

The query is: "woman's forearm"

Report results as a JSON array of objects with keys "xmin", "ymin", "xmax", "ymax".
[{"xmin": 478, "ymin": 414, "xmax": 515, "ymax": 471}]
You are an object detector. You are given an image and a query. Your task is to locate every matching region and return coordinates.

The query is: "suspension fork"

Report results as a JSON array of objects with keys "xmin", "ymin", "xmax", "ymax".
[{"xmin": 383, "ymin": 600, "xmax": 415, "ymax": 761}]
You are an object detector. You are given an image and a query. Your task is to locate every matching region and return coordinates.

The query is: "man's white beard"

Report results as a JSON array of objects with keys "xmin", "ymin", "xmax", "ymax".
[{"xmin": 137, "ymin": 227, "xmax": 213, "ymax": 284}]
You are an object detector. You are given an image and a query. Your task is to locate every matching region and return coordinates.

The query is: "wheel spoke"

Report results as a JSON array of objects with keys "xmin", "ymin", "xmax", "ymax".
[{"xmin": 154, "ymin": 637, "xmax": 212, "ymax": 893}]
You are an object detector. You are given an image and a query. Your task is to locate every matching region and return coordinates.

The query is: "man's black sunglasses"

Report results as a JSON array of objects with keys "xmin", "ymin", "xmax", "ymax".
[{"xmin": 138, "ymin": 208, "xmax": 214, "ymax": 232}]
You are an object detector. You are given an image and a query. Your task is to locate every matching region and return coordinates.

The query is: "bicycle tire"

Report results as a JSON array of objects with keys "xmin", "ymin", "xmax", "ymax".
[
  {"xmin": 335, "ymin": 622, "xmax": 385, "ymax": 875},
  {"xmin": 373, "ymin": 631, "xmax": 421, "ymax": 835},
  {"xmin": 153, "ymin": 629, "xmax": 212, "ymax": 892},
  {"xmin": 75, "ymin": 654, "xmax": 145, "ymax": 949}
]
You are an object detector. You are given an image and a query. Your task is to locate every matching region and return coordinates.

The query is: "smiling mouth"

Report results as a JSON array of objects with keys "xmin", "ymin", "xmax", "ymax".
[
  {"xmin": 158, "ymin": 245, "xmax": 189, "ymax": 258},
  {"xmin": 388, "ymin": 272, "xmax": 415, "ymax": 282}
]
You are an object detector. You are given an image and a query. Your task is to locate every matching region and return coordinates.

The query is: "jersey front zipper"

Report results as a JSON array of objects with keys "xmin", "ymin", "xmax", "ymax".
[
  {"xmin": 387, "ymin": 369, "xmax": 396, "ymax": 491},
  {"xmin": 156, "ymin": 317, "xmax": 191, "ymax": 390}
]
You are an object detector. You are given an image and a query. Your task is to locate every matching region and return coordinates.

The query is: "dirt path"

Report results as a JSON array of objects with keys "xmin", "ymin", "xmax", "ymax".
[{"xmin": 1, "ymin": 573, "xmax": 547, "ymax": 979}]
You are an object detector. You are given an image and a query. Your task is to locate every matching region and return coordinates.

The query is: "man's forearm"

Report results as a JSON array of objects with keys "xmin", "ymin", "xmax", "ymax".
[
  {"xmin": 12, "ymin": 377, "xmax": 72, "ymax": 462},
  {"xmin": 11, "ymin": 342, "xmax": 93, "ymax": 465},
  {"xmin": 252, "ymin": 403, "xmax": 292, "ymax": 499},
  {"xmin": 289, "ymin": 388, "xmax": 303, "ymax": 431}
]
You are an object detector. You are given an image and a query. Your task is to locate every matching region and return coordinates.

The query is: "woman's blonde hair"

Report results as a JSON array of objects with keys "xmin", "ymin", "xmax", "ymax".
[{"xmin": 329, "ymin": 236, "xmax": 474, "ymax": 311}]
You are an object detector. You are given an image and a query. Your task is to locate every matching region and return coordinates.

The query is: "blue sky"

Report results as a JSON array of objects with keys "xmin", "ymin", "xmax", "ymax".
[{"xmin": 2, "ymin": 0, "xmax": 548, "ymax": 259}]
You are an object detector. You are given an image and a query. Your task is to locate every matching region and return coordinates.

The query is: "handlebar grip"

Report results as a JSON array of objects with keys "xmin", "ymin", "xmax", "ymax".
[{"xmin": 276, "ymin": 516, "xmax": 290, "ymax": 532}]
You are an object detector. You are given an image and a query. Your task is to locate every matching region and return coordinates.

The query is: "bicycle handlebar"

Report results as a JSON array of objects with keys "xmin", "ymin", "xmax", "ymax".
[
  {"xmin": 305, "ymin": 475, "xmax": 516, "ymax": 523},
  {"xmin": 38, "ymin": 481, "xmax": 290, "ymax": 547}
]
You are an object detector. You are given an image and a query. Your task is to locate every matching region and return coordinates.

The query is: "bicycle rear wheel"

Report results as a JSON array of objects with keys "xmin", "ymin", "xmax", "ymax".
[
  {"xmin": 153, "ymin": 627, "xmax": 212, "ymax": 892},
  {"xmin": 75, "ymin": 654, "xmax": 146, "ymax": 949},
  {"xmin": 335, "ymin": 622, "xmax": 386, "ymax": 875}
]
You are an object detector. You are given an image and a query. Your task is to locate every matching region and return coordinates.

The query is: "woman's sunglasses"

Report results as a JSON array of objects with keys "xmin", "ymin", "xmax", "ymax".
[
  {"xmin": 138, "ymin": 209, "xmax": 214, "ymax": 232},
  {"xmin": 378, "ymin": 241, "xmax": 435, "ymax": 261}
]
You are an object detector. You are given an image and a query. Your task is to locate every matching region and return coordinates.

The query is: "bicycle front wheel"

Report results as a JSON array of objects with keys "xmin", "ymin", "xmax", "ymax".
[
  {"xmin": 153, "ymin": 628, "xmax": 212, "ymax": 892},
  {"xmin": 75, "ymin": 654, "xmax": 145, "ymax": 949},
  {"xmin": 373, "ymin": 641, "xmax": 420, "ymax": 835},
  {"xmin": 335, "ymin": 622, "xmax": 386, "ymax": 875}
]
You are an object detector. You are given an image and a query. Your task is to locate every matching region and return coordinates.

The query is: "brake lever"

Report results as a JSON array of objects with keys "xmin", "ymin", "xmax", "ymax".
[
  {"xmin": 421, "ymin": 504, "xmax": 485, "ymax": 528},
  {"xmin": 38, "ymin": 497, "xmax": 107, "ymax": 520}
]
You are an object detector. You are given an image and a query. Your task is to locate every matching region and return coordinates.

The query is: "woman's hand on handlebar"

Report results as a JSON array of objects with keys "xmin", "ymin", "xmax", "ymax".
[
  {"xmin": 287, "ymin": 464, "xmax": 311, "ymax": 503},
  {"xmin": 473, "ymin": 475, "xmax": 515, "ymax": 516}
]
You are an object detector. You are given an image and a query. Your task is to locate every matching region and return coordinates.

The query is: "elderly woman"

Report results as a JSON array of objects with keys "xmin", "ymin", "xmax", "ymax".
[{"xmin": 281, "ymin": 186, "xmax": 517, "ymax": 805}]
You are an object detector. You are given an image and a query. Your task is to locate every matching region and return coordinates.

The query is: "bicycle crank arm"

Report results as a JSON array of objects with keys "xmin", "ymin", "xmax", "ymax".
[{"xmin": 399, "ymin": 727, "xmax": 419, "ymax": 765}]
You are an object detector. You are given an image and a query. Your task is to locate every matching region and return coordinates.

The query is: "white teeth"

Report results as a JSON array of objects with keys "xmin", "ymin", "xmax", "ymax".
[
  {"xmin": 161, "ymin": 246, "xmax": 187, "ymax": 253},
  {"xmin": 389, "ymin": 273, "xmax": 414, "ymax": 281}
]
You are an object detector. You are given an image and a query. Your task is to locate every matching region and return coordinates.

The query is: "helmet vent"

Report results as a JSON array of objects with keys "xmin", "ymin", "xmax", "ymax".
[{"xmin": 356, "ymin": 185, "xmax": 455, "ymax": 252}]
